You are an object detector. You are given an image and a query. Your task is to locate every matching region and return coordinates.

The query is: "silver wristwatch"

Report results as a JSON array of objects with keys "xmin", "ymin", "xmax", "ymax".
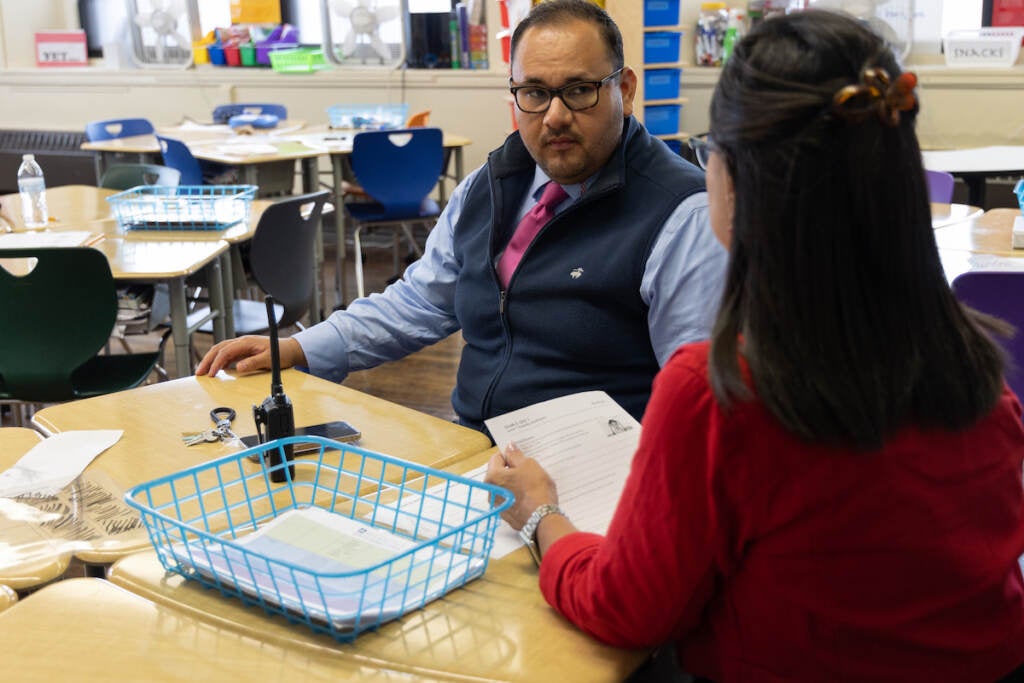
[{"xmin": 519, "ymin": 503, "xmax": 567, "ymax": 566}]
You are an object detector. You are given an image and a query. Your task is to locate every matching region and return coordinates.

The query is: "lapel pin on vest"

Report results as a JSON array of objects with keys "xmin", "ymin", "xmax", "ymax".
[{"xmin": 570, "ymin": 267, "xmax": 584, "ymax": 279}]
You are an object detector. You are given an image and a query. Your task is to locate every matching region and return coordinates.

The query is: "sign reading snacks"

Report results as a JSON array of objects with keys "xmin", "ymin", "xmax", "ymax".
[{"xmin": 35, "ymin": 30, "xmax": 88, "ymax": 67}]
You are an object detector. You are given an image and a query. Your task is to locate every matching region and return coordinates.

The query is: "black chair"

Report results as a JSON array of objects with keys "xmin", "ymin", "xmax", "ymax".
[
  {"xmin": 189, "ymin": 191, "xmax": 330, "ymax": 335},
  {"xmin": 0, "ymin": 247, "xmax": 166, "ymax": 409}
]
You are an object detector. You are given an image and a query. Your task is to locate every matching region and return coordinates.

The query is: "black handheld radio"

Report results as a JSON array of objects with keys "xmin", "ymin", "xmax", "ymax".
[{"xmin": 252, "ymin": 295, "xmax": 295, "ymax": 483}]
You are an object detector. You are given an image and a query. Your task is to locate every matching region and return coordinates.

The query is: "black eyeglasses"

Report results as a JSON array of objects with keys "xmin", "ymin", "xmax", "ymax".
[
  {"xmin": 688, "ymin": 133, "xmax": 716, "ymax": 170},
  {"xmin": 509, "ymin": 67, "xmax": 625, "ymax": 114}
]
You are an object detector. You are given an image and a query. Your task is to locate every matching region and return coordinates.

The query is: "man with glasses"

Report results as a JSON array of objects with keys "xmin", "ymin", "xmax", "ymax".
[{"xmin": 197, "ymin": 0, "xmax": 725, "ymax": 435}]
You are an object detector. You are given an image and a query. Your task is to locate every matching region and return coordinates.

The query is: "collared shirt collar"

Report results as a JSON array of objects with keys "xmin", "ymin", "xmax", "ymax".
[{"xmin": 527, "ymin": 167, "xmax": 599, "ymax": 203}]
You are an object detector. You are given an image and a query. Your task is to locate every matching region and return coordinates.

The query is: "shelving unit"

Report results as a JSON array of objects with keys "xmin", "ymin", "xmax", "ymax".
[{"xmin": 606, "ymin": 0, "xmax": 689, "ymax": 153}]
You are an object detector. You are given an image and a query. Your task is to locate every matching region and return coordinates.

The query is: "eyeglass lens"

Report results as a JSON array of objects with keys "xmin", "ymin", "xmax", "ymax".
[
  {"xmin": 691, "ymin": 137, "xmax": 712, "ymax": 170},
  {"xmin": 515, "ymin": 83, "xmax": 601, "ymax": 113}
]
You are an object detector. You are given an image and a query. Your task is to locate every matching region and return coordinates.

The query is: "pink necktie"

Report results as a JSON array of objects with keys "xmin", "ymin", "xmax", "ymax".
[{"xmin": 497, "ymin": 181, "xmax": 568, "ymax": 288}]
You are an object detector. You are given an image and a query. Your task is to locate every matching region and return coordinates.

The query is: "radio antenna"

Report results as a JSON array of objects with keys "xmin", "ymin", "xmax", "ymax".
[{"xmin": 266, "ymin": 295, "xmax": 284, "ymax": 398}]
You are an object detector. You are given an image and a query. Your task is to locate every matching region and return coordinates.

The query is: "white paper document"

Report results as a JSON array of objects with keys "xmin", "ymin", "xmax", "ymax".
[
  {"xmin": 384, "ymin": 392, "xmax": 640, "ymax": 559},
  {"xmin": 174, "ymin": 506, "xmax": 484, "ymax": 631},
  {"xmin": 0, "ymin": 430, "xmax": 122, "ymax": 498}
]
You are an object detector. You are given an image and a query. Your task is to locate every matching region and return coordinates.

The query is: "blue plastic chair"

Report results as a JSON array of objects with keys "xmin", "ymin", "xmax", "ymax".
[
  {"xmin": 156, "ymin": 135, "xmax": 205, "ymax": 185},
  {"xmin": 212, "ymin": 103, "xmax": 288, "ymax": 125},
  {"xmin": 85, "ymin": 117, "xmax": 155, "ymax": 142},
  {"xmin": 926, "ymin": 169, "xmax": 956, "ymax": 203},
  {"xmin": 951, "ymin": 271, "xmax": 1024, "ymax": 403},
  {"xmin": 346, "ymin": 127, "xmax": 445, "ymax": 297}
]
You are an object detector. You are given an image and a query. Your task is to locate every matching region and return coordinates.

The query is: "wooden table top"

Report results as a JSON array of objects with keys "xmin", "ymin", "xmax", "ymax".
[
  {"xmin": 0, "ymin": 578, "xmax": 455, "ymax": 682},
  {"xmin": 81, "ymin": 127, "xmax": 472, "ymax": 164},
  {"xmin": 931, "ymin": 202, "xmax": 983, "ymax": 229},
  {"xmin": 0, "ymin": 185, "xmax": 270, "ymax": 245},
  {"xmin": 0, "ymin": 428, "xmax": 71, "ymax": 591},
  {"xmin": 107, "ymin": 449, "xmax": 644, "ymax": 683},
  {"xmin": 933, "ymin": 207, "xmax": 1020, "ymax": 255},
  {"xmin": 30, "ymin": 371, "xmax": 491, "ymax": 564}
]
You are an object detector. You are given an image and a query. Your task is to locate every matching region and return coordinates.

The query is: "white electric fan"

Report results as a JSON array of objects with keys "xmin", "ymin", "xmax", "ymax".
[
  {"xmin": 126, "ymin": 0, "xmax": 194, "ymax": 68},
  {"xmin": 321, "ymin": 0, "xmax": 407, "ymax": 67}
]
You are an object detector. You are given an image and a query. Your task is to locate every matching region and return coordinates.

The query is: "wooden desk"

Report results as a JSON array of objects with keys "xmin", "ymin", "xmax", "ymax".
[
  {"xmin": 934, "ymin": 208, "xmax": 1024, "ymax": 282},
  {"xmin": 84, "ymin": 127, "xmax": 473, "ymax": 308},
  {"xmin": 0, "ymin": 578, "xmax": 447, "ymax": 682},
  {"xmin": 81, "ymin": 125, "xmax": 322, "ymax": 196},
  {"xmin": 931, "ymin": 202, "xmax": 983, "ymax": 229},
  {"xmin": 923, "ymin": 146, "xmax": 1024, "ymax": 208},
  {"xmin": 106, "ymin": 448, "xmax": 643, "ymax": 682},
  {"xmin": 0, "ymin": 428, "xmax": 72, "ymax": 591},
  {"xmin": 31, "ymin": 370, "xmax": 492, "ymax": 564}
]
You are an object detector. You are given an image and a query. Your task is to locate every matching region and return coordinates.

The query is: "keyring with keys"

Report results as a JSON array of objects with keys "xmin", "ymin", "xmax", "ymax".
[
  {"xmin": 210, "ymin": 407, "xmax": 240, "ymax": 442},
  {"xmin": 183, "ymin": 406, "xmax": 240, "ymax": 447}
]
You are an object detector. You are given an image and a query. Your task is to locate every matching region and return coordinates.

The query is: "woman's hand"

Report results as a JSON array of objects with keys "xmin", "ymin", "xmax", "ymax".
[{"xmin": 484, "ymin": 443, "xmax": 559, "ymax": 530}]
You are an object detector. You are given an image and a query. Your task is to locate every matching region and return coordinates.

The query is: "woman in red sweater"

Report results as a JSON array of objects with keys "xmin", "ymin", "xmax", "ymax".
[{"xmin": 486, "ymin": 9, "xmax": 1024, "ymax": 682}]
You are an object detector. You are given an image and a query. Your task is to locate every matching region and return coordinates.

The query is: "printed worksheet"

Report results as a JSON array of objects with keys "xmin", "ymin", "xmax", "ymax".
[
  {"xmin": 485, "ymin": 391, "xmax": 641, "ymax": 538},
  {"xmin": 383, "ymin": 392, "xmax": 641, "ymax": 559}
]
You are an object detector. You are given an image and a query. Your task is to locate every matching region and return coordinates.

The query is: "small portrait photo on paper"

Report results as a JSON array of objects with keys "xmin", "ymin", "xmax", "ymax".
[{"xmin": 606, "ymin": 417, "xmax": 634, "ymax": 436}]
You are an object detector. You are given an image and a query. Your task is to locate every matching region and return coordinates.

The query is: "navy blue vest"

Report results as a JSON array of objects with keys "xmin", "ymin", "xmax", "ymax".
[{"xmin": 451, "ymin": 116, "xmax": 706, "ymax": 432}]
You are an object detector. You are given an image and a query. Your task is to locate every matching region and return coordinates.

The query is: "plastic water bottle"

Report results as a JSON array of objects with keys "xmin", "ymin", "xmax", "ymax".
[{"xmin": 17, "ymin": 153, "xmax": 47, "ymax": 228}]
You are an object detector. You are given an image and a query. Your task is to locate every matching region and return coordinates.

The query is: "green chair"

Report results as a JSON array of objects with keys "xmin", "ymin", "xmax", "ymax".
[
  {"xmin": 99, "ymin": 163, "xmax": 181, "ymax": 190},
  {"xmin": 0, "ymin": 247, "xmax": 165, "ymax": 405}
]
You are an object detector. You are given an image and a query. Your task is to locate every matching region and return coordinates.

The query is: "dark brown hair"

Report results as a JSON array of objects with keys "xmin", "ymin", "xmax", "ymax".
[
  {"xmin": 708, "ymin": 10, "xmax": 1006, "ymax": 449},
  {"xmin": 509, "ymin": 0, "xmax": 624, "ymax": 71}
]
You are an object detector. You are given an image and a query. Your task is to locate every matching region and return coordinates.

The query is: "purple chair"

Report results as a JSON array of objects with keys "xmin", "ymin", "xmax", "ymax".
[
  {"xmin": 951, "ymin": 271, "xmax": 1024, "ymax": 401},
  {"xmin": 926, "ymin": 169, "xmax": 955, "ymax": 203}
]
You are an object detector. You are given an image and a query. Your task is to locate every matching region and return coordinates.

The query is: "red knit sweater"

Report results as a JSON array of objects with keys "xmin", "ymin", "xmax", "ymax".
[{"xmin": 540, "ymin": 342, "xmax": 1024, "ymax": 682}]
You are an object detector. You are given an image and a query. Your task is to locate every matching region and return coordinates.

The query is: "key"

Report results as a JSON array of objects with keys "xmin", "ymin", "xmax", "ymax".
[{"xmin": 182, "ymin": 430, "xmax": 220, "ymax": 446}]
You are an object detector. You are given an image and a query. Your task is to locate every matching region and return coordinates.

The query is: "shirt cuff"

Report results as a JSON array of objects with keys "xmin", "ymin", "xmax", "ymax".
[{"xmin": 292, "ymin": 322, "xmax": 350, "ymax": 384}]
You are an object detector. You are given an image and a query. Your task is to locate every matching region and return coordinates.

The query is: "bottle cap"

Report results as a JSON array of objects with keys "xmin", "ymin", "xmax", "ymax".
[{"xmin": 22, "ymin": 153, "xmax": 33, "ymax": 161}]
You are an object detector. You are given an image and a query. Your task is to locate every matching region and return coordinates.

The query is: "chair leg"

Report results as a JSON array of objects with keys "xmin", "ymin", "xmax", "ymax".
[
  {"xmin": 400, "ymin": 223, "xmax": 424, "ymax": 260},
  {"xmin": 354, "ymin": 225, "xmax": 366, "ymax": 299},
  {"xmin": 392, "ymin": 227, "xmax": 402, "ymax": 275}
]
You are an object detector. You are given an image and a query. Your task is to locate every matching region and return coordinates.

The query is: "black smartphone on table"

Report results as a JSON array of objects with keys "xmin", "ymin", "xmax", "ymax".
[{"xmin": 242, "ymin": 420, "xmax": 361, "ymax": 457}]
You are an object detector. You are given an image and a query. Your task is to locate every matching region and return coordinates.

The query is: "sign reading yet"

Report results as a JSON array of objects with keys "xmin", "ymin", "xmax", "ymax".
[{"xmin": 35, "ymin": 30, "xmax": 88, "ymax": 67}]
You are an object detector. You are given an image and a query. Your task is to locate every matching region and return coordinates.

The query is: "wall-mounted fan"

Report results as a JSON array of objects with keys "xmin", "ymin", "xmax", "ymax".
[
  {"xmin": 320, "ymin": 0, "xmax": 406, "ymax": 67},
  {"xmin": 125, "ymin": 0, "xmax": 194, "ymax": 68}
]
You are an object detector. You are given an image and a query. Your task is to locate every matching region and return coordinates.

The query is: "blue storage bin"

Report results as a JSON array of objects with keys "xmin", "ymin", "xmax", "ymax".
[
  {"xmin": 662, "ymin": 138, "xmax": 683, "ymax": 155},
  {"xmin": 644, "ymin": 0, "xmax": 680, "ymax": 27},
  {"xmin": 644, "ymin": 104, "xmax": 681, "ymax": 136},
  {"xmin": 645, "ymin": 68, "xmax": 681, "ymax": 100},
  {"xmin": 644, "ymin": 31, "xmax": 681, "ymax": 64}
]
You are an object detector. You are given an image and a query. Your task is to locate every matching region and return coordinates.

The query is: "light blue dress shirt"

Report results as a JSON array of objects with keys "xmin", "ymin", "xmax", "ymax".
[{"xmin": 293, "ymin": 164, "xmax": 727, "ymax": 384}]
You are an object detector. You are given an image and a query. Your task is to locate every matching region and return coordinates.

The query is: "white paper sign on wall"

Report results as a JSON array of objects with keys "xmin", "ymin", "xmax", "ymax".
[{"xmin": 35, "ymin": 30, "xmax": 89, "ymax": 67}]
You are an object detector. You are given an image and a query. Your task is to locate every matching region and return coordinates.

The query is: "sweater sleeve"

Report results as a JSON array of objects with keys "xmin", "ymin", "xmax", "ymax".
[{"xmin": 538, "ymin": 347, "xmax": 726, "ymax": 648}]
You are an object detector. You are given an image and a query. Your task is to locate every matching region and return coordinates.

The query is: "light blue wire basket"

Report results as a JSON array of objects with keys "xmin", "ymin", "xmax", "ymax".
[
  {"xmin": 107, "ymin": 184, "xmax": 257, "ymax": 231},
  {"xmin": 124, "ymin": 435, "xmax": 512, "ymax": 641}
]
